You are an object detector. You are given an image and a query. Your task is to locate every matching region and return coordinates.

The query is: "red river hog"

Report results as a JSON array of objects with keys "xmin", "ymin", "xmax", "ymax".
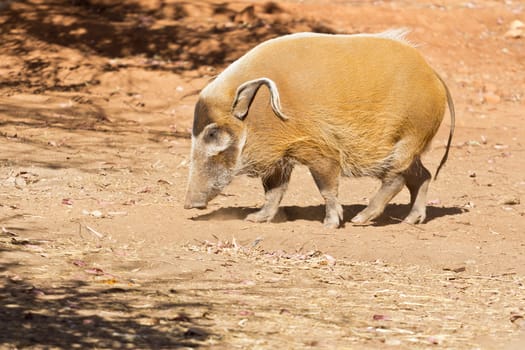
[{"xmin": 184, "ymin": 30, "xmax": 455, "ymax": 229}]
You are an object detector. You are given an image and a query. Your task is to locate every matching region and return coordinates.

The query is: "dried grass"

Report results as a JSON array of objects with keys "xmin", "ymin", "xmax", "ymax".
[
  {"xmin": 181, "ymin": 237, "xmax": 525, "ymax": 348},
  {"xmin": 3, "ymin": 232, "xmax": 524, "ymax": 349}
]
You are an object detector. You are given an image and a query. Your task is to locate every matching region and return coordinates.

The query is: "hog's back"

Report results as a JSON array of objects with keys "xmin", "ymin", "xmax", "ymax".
[{"xmin": 215, "ymin": 33, "xmax": 447, "ymax": 175}]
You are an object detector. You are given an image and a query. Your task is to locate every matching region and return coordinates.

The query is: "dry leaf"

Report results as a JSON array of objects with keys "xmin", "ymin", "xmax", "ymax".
[
  {"xmin": 443, "ymin": 266, "xmax": 466, "ymax": 273},
  {"xmin": 72, "ymin": 260, "xmax": 86, "ymax": 267},
  {"xmin": 31, "ymin": 288, "xmax": 46, "ymax": 297},
  {"xmin": 157, "ymin": 179, "xmax": 173, "ymax": 185},
  {"xmin": 101, "ymin": 278, "xmax": 118, "ymax": 285},
  {"xmin": 137, "ymin": 187, "xmax": 152, "ymax": 194},
  {"xmin": 373, "ymin": 314, "xmax": 391, "ymax": 321},
  {"xmin": 2, "ymin": 226, "xmax": 18, "ymax": 236},
  {"xmin": 85, "ymin": 267, "xmax": 105, "ymax": 275}
]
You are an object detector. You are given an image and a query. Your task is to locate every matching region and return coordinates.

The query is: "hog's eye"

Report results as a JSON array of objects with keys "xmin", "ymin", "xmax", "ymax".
[
  {"xmin": 206, "ymin": 128, "xmax": 218, "ymax": 139},
  {"xmin": 201, "ymin": 123, "xmax": 232, "ymax": 153}
]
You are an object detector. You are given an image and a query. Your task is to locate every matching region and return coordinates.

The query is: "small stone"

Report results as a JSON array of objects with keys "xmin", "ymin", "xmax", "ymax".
[
  {"xmin": 427, "ymin": 336, "xmax": 444, "ymax": 345},
  {"xmin": 499, "ymin": 197, "xmax": 520, "ymax": 205},
  {"xmin": 385, "ymin": 339, "xmax": 402, "ymax": 346},
  {"xmin": 483, "ymin": 91, "xmax": 501, "ymax": 104},
  {"xmin": 505, "ymin": 28, "xmax": 524, "ymax": 38},
  {"xmin": 464, "ymin": 201, "xmax": 475, "ymax": 209},
  {"xmin": 504, "ymin": 20, "xmax": 524, "ymax": 38},
  {"xmin": 14, "ymin": 176, "xmax": 27, "ymax": 189},
  {"xmin": 91, "ymin": 210, "xmax": 103, "ymax": 218},
  {"xmin": 494, "ymin": 144, "xmax": 509, "ymax": 150},
  {"xmin": 510, "ymin": 313, "xmax": 525, "ymax": 329},
  {"xmin": 443, "ymin": 266, "xmax": 466, "ymax": 273}
]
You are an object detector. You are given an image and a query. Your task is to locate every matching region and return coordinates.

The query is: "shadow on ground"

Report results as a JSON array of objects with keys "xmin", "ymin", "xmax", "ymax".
[
  {"xmin": 1, "ymin": 0, "xmax": 336, "ymax": 92},
  {"xmin": 0, "ymin": 97, "xmax": 188, "ymax": 138},
  {"xmin": 190, "ymin": 203, "xmax": 467, "ymax": 226},
  {"xmin": 0, "ymin": 98, "xmax": 188, "ymax": 171},
  {"xmin": 0, "ymin": 275, "xmax": 212, "ymax": 348},
  {"xmin": 0, "ymin": 0, "xmax": 336, "ymax": 171}
]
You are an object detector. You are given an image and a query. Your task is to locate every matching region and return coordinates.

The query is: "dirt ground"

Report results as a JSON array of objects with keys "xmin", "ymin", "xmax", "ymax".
[{"xmin": 1, "ymin": 0, "xmax": 524, "ymax": 349}]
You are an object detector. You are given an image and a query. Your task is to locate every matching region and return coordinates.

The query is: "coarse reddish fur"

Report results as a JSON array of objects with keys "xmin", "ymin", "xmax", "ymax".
[{"xmin": 185, "ymin": 30, "xmax": 455, "ymax": 228}]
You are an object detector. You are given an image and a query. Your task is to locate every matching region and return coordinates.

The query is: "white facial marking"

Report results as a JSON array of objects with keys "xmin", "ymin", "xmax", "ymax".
[
  {"xmin": 234, "ymin": 128, "xmax": 247, "ymax": 172},
  {"xmin": 188, "ymin": 135, "xmax": 196, "ymax": 176}
]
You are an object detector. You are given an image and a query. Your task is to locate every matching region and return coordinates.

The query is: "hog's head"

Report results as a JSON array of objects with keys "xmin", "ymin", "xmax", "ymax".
[
  {"xmin": 184, "ymin": 119, "xmax": 245, "ymax": 209},
  {"xmin": 184, "ymin": 77, "xmax": 288, "ymax": 209}
]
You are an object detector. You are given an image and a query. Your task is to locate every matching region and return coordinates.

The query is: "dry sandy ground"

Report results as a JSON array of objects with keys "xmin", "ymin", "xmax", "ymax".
[{"xmin": 1, "ymin": 0, "xmax": 524, "ymax": 349}]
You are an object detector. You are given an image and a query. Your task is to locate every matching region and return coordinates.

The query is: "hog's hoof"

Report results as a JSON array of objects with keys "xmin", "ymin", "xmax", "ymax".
[
  {"xmin": 322, "ymin": 204, "xmax": 343, "ymax": 228},
  {"xmin": 245, "ymin": 210, "xmax": 272, "ymax": 223},
  {"xmin": 323, "ymin": 218, "xmax": 340, "ymax": 229},
  {"xmin": 351, "ymin": 206, "xmax": 382, "ymax": 225},
  {"xmin": 404, "ymin": 210, "xmax": 426, "ymax": 225},
  {"xmin": 351, "ymin": 212, "xmax": 373, "ymax": 225}
]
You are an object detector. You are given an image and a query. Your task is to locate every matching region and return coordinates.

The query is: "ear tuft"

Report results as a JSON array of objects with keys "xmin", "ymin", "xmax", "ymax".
[{"xmin": 231, "ymin": 78, "xmax": 289, "ymax": 121}]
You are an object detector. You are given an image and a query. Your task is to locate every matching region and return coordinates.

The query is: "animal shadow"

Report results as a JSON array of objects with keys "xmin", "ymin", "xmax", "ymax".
[{"xmin": 190, "ymin": 203, "xmax": 466, "ymax": 226}]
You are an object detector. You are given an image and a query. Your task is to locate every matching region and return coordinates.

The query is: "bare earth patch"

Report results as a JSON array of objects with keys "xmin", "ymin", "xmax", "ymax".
[{"xmin": 1, "ymin": 0, "xmax": 524, "ymax": 349}]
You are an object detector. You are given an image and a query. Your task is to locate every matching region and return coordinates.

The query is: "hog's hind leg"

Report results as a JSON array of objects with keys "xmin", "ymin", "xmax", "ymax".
[
  {"xmin": 351, "ymin": 174, "xmax": 405, "ymax": 224},
  {"xmin": 402, "ymin": 157, "xmax": 431, "ymax": 224}
]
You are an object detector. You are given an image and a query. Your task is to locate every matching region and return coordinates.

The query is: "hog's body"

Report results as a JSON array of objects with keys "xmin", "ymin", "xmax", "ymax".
[{"xmin": 185, "ymin": 31, "xmax": 455, "ymax": 228}]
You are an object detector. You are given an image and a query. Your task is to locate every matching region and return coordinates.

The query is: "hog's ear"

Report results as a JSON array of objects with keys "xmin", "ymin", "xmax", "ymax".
[
  {"xmin": 202, "ymin": 123, "xmax": 232, "ymax": 156},
  {"xmin": 231, "ymin": 77, "xmax": 289, "ymax": 121}
]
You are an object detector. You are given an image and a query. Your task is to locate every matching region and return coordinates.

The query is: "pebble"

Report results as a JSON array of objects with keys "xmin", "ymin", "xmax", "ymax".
[
  {"xmin": 504, "ymin": 20, "xmax": 524, "ymax": 38},
  {"xmin": 483, "ymin": 91, "xmax": 501, "ymax": 104},
  {"xmin": 498, "ymin": 197, "xmax": 520, "ymax": 205},
  {"xmin": 385, "ymin": 339, "xmax": 402, "ymax": 346},
  {"xmin": 464, "ymin": 201, "xmax": 475, "ymax": 209}
]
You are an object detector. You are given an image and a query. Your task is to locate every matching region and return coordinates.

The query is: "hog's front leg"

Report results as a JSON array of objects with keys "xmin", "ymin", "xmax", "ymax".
[{"xmin": 245, "ymin": 162, "xmax": 293, "ymax": 223}]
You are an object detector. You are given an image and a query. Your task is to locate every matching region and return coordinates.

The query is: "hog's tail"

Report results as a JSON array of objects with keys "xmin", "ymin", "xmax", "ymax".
[{"xmin": 434, "ymin": 73, "xmax": 455, "ymax": 180}]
